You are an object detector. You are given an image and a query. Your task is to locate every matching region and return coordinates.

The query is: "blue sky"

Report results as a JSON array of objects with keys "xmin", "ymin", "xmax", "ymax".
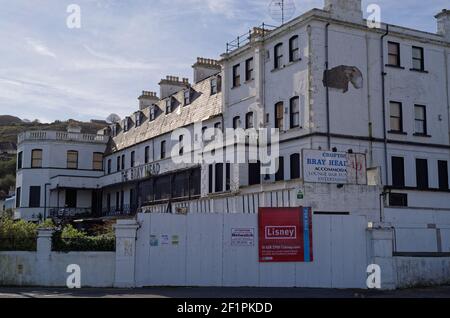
[{"xmin": 0, "ymin": 0, "xmax": 447, "ymax": 123}]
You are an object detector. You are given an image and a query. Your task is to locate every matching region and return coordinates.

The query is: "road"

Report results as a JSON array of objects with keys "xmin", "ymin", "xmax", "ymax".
[{"xmin": 0, "ymin": 286, "xmax": 449, "ymax": 298}]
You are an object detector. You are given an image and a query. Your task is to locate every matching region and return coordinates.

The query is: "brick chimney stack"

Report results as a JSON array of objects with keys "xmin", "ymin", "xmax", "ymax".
[
  {"xmin": 159, "ymin": 76, "xmax": 190, "ymax": 99},
  {"xmin": 436, "ymin": 9, "xmax": 450, "ymax": 42},
  {"xmin": 324, "ymin": 0, "xmax": 363, "ymax": 24},
  {"xmin": 138, "ymin": 91, "xmax": 159, "ymax": 110},
  {"xmin": 192, "ymin": 57, "xmax": 221, "ymax": 83}
]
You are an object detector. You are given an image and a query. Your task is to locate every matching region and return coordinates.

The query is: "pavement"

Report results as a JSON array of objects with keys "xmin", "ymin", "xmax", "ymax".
[{"xmin": 0, "ymin": 286, "xmax": 450, "ymax": 298}]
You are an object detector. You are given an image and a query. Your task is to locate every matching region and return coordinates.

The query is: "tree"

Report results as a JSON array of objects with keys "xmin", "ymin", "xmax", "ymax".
[{"xmin": 106, "ymin": 114, "xmax": 121, "ymax": 124}]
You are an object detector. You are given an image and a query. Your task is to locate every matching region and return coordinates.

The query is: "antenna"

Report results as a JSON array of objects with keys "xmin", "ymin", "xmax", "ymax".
[{"xmin": 268, "ymin": 0, "xmax": 296, "ymax": 25}]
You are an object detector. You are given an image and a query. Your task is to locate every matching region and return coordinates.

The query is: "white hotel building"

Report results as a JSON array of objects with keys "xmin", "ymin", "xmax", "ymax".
[{"xmin": 15, "ymin": 0, "xmax": 450, "ymax": 243}]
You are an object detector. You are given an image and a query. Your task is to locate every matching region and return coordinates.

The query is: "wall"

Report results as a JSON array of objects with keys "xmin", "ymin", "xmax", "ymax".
[
  {"xmin": 0, "ymin": 251, "xmax": 115, "ymax": 287},
  {"xmin": 134, "ymin": 213, "xmax": 370, "ymax": 289},
  {"xmin": 395, "ymin": 257, "xmax": 450, "ymax": 288}
]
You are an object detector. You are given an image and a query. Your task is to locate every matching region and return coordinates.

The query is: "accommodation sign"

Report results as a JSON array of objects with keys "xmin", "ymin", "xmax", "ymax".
[
  {"xmin": 121, "ymin": 163, "xmax": 160, "ymax": 182},
  {"xmin": 302, "ymin": 150, "xmax": 367, "ymax": 185}
]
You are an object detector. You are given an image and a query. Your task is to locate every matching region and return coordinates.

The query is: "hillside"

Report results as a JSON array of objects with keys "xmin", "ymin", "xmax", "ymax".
[{"xmin": 0, "ymin": 117, "xmax": 108, "ymax": 144}]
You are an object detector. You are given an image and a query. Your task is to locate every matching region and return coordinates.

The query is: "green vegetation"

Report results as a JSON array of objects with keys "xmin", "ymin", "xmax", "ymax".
[
  {"xmin": 0, "ymin": 217, "xmax": 115, "ymax": 252},
  {"xmin": 0, "ymin": 158, "xmax": 16, "ymax": 195}
]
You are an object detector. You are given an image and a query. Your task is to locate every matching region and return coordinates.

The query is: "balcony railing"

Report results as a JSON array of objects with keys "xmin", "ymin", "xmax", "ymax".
[
  {"xmin": 100, "ymin": 205, "xmax": 138, "ymax": 218},
  {"xmin": 18, "ymin": 131, "xmax": 109, "ymax": 144},
  {"xmin": 226, "ymin": 23, "xmax": 276, "ymax": 54}
]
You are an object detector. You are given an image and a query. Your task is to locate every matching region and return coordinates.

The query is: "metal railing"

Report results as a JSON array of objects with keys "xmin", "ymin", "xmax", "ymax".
[
  {"xmin": 226, "ymin": 23, "xmax": 277, "ymax": 54},
  {"xmin": 18, "ymin": 131, "xmax": 109, "ymax": 144},
  {"xmin": 101, "ymin": 204, "xmax": 138, "ymax": 218}
]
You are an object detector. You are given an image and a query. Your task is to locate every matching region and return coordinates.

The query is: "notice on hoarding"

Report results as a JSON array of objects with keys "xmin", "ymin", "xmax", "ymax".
[
  {"xmin": 231, "ymin": 228, "xmax": 255, "ymax": 247},
  {"xmin": 160, "ymin": 234, "xmax": 170, "ymax": 245},
  {"xmin": 258, "ymin": 207, "xmax": 313, "ymax": 263},
  {"xmin": 302, "ymin": 150, "xmax": 367, "ymax": 185}
]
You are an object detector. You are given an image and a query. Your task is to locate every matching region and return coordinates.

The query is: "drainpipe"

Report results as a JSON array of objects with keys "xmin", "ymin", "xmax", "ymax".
[
  {"xmin": 381, "ymin": 25, "xmax": 390, "ymax": 187},
  {"xmin": 445, "ymin": 48, "xmax": 450, "ymax": 144},
  {"xmin": 43, "ymin": 183, "xmax": 50, "ymax": 220},
  {"xmin": 307, "ymin": 25, "xmax": 313, "ymax": 150},
  {"xmin": 325, "ymin": 22, "xmax": 331, "ymax": 150}
]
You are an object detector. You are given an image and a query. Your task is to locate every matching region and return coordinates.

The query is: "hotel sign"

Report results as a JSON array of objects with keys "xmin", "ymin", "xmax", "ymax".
[
  {"xmin": 121, "ymin": 163, "xmax": 161, "ymax": 182},
  {"xmin": 302, "ymin": 150, "xmax": 367, "ymax": 185}
]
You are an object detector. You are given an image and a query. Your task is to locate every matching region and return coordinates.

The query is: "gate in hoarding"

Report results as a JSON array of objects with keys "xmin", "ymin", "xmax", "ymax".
[{"xmin": 134, "ymin": 211, "xmax": 369, "ymax": 288}]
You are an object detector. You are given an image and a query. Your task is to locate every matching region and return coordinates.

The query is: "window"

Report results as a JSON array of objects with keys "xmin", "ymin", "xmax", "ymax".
[
  {"xmin": 123, "ymin": 117, "xmax": 130, "ymax": 132},
  {"xmin": 290, "ymin": 153, "xmax": 300, "ymax": 179},
  {"xmin": 93, "ymin": 152, "xmax": 103, "ymax": 171},
  {"xmin": 31, "ymin": 149, "xmax": 43, "ymax": 168},
  {"xmin": 210, "ymin": 78, "xmax": 218, "ymax": 95},
  {"xmin": 161, "ymin": 141, "xmax": 166, "ymax": 159},
  {"xmin": 208, "ymin": 165, "xmax": 213, "ymax": 193},
  {"xmin": 245, "ymin": 58, "xmax": 254, "ymax": 81},
  {"xmin": 120, "ymin": 190, "xmax": 124, "ymax": 211},
  {"xmin": 275, "ymin": 157, "xmax": 284, "ymax": 182},
  {"xmin": 438, "ymin": 161, "xmax": 449, "ymax": 190},
  {"xmin": 274, "ymin": 43, "xmax": 283, "ymax": 69},
  {"xmin": 416, "ymin": 159, "xmax": 429, "ymax": 189},
  {"xmin": 388, "ymin": 42, "xmax": 400, "ymax": 66},
  {"xmin": 67, "ymin": 151, "xmax": 78, "ymax": 169},
  {"xmin": 246, "ymin": 112, "xmax": 254, "ymax": 129},
  {"xmin": 289, "ymin": 35, "xmax": 300, "ymax": 62},
  {"xmin": 275, "ymin": 102, "xmax": 284, "ymax": 130},
  {"xmin": 226, "ymin": 163, "xmax": 231, "ymax": 191},
  {"xmin": 115, "ymin": 192, "xmax": 120, "ymax": 210},
  {"xmin": 65, "ymin": 189, "xmax": 77, "ymax": 208},
  {"xmin": 217, "ymin": 75, "xmax": 222, "ymax": 93},
  {"xmin": 135, "ymin": 112, "xmax": 142, "ymax": 127},
  {"xmin": 184, "ymin": 89, "xmax": 191, "ymax": 105},
  {"xmin": 392, "ymin": 157, "xmax": 405, "ymax": 187},
  {"xmin": 29, "ymin": 186, "xmax": 41, "ymax": 208},
  {"xmin": 214, "ymin": 122, "xmax": 221, "ymax": 130},
  {"xmin": 166, "ymin": 98, "xmax": 172, "ymax": 114},
  {"xmin": 412, "ymin": 46, "xmax": 424, "ymax": 71},
  {"xmin": 233, "ymin": 116, "xmax": 240, "ymax": 129},
  {"xmin": 179, "ymin": 135, "xmax": 184, "ymax": 156},
  {"xmin": 232, "ymin": 64, "xmax": 240, "ymax": 87},
  {"xmin": 131, "ymin": 151, "xmax": 135, "ymax": 168},
  {"xmin": 116, "ymin": 156, "xmax": 121, "ymax": 172},
  {"xmin": 248, "ymin": 162, "xmax": 261, "ymax": 186},
  {"xmin": 111, "ymin": 124, "xmax": 118, "ymax": 137},
  {"xmin": 150, "ymin": 105, "xmax": 156, "ymax": 121},
  {"xmin": 215, "ymin": 163, "xmax": 224, "ymax": 192},
  {"xmin": 121, "ymin": 154, "xmax": 125, "ymax": 170},
  {"xmin": 17, "ymin": 151, "xmax": 23, "ymax": 170},
  {"xmin": 107, "ymin": 159, "xmax": 112, "ymax": 174},
  {"xmin": 145, "ymin": 146, "xmax": 150, "ymax": 164},
  {"xmin": 389, "ymin": 102, "xmax": 403, "ymax": 132},
  {"xmin": 290, "ymin": 97, "xmax": 300, "ymax": 128},
  {"xmin": 389, "ymin": 193, "xmax": 408, "ymax": 207},
  {"xmin": 414, "ymin": 105, "xmax": 427, "ymax": 135},
  {"xmin": 107, "ymin": 193, "xmax": 111, "ymax": 211},
  {"xmin": 16, "ymin": 187, "xmax": 21, "ymax": 208}
]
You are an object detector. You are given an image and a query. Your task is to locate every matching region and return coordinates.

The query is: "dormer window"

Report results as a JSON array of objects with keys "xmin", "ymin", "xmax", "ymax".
[
  {"xmin": 123, "ymin": 117, "xmax": 131, "ymax": 132},
  {"xmin": 184, "ymin": 89, "xmax": 191, "ymax": 106},
  {"xmin": 150, "ymin": 105, "xmax": 156, "ymax": 121},
  {"xmin": 211, "ymin": 78, "xmax": 218, "ymax": 95},
  {"xmin": 135, "ymin": 112, "xmax": 142, "ymax": 127},
  {"xmin": 111, "ymin": 124, "xmax": 117, "ymax": 137},
  {"xmin": 166, "ymin": 98, "xmax": 173, "ymax": 114}
]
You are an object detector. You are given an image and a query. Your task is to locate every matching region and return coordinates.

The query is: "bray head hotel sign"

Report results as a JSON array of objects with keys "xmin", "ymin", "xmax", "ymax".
[
  {"xmin": 302, "ymin": 150, "xmax": 367, "ymax": 185},
  {"xmin": 121, "ymin": 163, "xmax": 161, "ymax": 182}
]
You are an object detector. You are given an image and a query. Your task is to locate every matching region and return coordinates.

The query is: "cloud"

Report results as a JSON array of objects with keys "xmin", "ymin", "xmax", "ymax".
[{"xmin": 25, "ymin": 38, "xmax": 56, "ymax": 58}]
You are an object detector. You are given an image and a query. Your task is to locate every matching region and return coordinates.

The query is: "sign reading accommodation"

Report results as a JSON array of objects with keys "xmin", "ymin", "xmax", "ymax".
[
  {"xmin": 302, "ymin": 150, "xmax": 367, "ymax": 185},
  {"xmin": 231, "ymin": 228, "xmax": 255, "ymax": 247},
  {"xmin": 121, "ymin": 163, "xmax": 160, "ymax": 182},
  {"xmin": 258, "ymin": 207, "xmax": 313, "ymax": 263}
]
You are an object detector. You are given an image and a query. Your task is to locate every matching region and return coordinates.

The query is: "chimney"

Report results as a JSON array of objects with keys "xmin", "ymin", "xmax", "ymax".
[
  {"xmin": 138, "ymin": 91, "xmax": 159, "ymax": 110},
  {"xmin": 324, "ymin": 0, "xmax": 363, "ymax": 24},
  {"xmin": 436, "ymin": 9, "xmax": 450, "ymax": 42},
  {"xmin": 158, "ymin": 76, "xmax": 189, "ymax": 99},
  {"xmin": 192, "ymin": 58, "xmax": 221, "ymax": 83}
]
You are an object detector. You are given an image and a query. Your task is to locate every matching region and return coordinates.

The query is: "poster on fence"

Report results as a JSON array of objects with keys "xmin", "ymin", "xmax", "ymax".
[{"xmin": 258, "ymin": 207, "xmax": 313, "ymax": 263}]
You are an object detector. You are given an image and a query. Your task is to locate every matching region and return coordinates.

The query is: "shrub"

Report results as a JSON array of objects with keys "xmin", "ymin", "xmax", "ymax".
[
  {"xmin": 53, "ymin": 225, "xmax": 115, "ymax": 252},
  {"xmin": 0, "ymin": 217, "xmax": 38, "ymax": 251}
]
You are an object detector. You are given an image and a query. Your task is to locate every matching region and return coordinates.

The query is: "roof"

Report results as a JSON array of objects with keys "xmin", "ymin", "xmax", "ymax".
[{"xmin": 110, "ymin": 74, "xmax": 222, "ymax": 152}]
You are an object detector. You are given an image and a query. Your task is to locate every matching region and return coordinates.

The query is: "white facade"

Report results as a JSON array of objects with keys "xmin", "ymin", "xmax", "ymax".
[{"xmin": 14, "ymin": 1, "xmax": 450, "ymax": 227}]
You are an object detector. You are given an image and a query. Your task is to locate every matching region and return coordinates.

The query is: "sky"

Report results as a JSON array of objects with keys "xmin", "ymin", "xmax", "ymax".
[{"xmin": 0, "ymin": 0, "xmax": 447, "ymax": 123}]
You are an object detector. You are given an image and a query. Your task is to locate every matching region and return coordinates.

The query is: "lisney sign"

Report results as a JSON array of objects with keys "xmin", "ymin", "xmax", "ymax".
[
  {"xmin": 259, "ymin": 207, "xmax": 313, "ymax": 263},
  {"xmin": 302, "ymin": 150, "xmax": 367, "ymax": 185}
]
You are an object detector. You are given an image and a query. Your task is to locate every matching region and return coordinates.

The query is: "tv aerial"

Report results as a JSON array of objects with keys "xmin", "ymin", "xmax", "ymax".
[{"xmin": 268, "ymin": 0, "xmax": 296, "ymax": 25}]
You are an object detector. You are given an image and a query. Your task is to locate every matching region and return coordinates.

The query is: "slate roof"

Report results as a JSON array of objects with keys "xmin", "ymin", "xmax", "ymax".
[{"xmin": 110, "ymin": 74, "xmax": 222, "ymax": 152}]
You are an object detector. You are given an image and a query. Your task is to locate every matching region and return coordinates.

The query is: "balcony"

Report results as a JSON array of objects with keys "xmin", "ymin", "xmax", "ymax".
[{"xmin": 18, "ymin": 131, "xmax": 109, "ymax": 145}]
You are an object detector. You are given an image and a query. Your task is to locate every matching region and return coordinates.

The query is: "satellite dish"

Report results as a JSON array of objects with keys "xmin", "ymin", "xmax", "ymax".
[{"xmin": 268, "ymin": 0, "xmax": 296, "ymax": 25}]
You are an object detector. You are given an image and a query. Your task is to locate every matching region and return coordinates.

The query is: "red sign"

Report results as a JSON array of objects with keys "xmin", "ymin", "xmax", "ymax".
[{"xmin": 258, "ymin": 207, "xmax": 313, "ymax": 263}]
